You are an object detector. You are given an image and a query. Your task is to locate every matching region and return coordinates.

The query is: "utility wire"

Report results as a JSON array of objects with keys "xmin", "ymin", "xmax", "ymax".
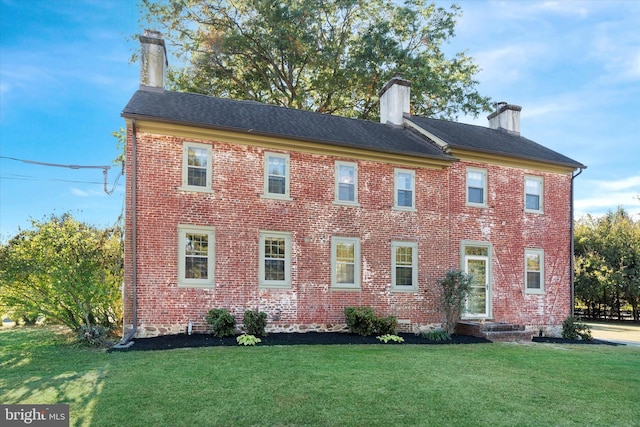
[{"xmin": 0, "ymin": 155, "xmax": 120, "ymax": 194}]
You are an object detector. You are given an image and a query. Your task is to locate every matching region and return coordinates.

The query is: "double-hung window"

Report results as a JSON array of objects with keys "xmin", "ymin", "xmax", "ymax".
[
  {"xmin": 263, "ymin": 152, "xmax": 291, "ymax": 199},
  {"xmin": 394, "ymin": 169, "xmax": 415, "ymax": 210},
  {"xmin": 391, "ymin": 241, "xmax": 418, "ymax": 291},
  {"xmin": 331, "ymin": 237, "xmax": 361, "ymax": 289},
  {"xmin": 335, "ymin": 161, "xmax": 358, "ymax": 204},
  {"xmin": 178, "ymin": 225, "xmax": 215, "ymax": 287},
  {"xmin": 525, "ymin": 249, "xmax": 544, "ymax": 294},
  {"xmin": 259, "ymin": 231, "xmax": 292, "ymax": 288},
  {"xmin": 525, "ymin": 176, "xmax": 543, "ymax": 213},
  {"xmin": 182, "ymin": 142, "xmax": 212, "ymax": 191},
  {"xmin": 466, "ymin": 168, "xmax": 487, "ymax": 206}
]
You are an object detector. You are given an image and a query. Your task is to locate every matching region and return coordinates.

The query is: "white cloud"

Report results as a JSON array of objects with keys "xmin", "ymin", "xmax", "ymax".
[{"xmin": 574, "ymin": 175, "xmax": 640, "ymax": 219}]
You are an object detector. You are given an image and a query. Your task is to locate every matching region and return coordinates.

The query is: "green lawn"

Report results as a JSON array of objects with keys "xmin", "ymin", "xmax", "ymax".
[{"xmin": 1, "ymin": 327, "xmax": 639, "ymax": 427}]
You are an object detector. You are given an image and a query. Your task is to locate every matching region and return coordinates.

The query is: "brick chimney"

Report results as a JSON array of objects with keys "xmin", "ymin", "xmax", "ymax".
[
  {"xmin": 380, "ymin": 76, "xmax": 411, "ymax": 126},
  {"xmin": 487, "ymin": 102, "xmax": 522, "ymax": 135},
  {"xmin": 139, "ymin": 29, "xmax": 167, "ymax": 91}
]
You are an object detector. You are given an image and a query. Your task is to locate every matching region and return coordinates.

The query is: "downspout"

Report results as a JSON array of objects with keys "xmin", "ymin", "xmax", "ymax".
[
  {"xmin": 570, "ymin": 167, "xmax": 584, "ymax": 316},
  {"xmin": 115, "ymin": 119, "xmax": 138, "ymax": 348}
]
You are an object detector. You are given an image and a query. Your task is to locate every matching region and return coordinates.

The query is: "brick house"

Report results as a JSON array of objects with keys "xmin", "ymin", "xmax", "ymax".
[{"xmin": 119, "ymin": 31, "xmax": 585, "ymax": 340}]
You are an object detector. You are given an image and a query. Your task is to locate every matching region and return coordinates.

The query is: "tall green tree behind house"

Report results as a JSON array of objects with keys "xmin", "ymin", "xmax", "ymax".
[
  {"xmin": 0, "ymin": 214, "xmax": 123, "ymax": 333},
  {"xmin": 138, "ymin": 0, "xmax": 492, "ymax": 120},
  {"xmin": 574, "ymin": 208, "xmax": 640, "ymax": 321}
]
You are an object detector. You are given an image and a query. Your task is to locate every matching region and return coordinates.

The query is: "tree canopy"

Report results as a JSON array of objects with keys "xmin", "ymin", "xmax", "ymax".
[
  {"xmin": 0, "ymin": 214, "xmax": 123, "ymax": 335},
  {"xmin": 574, "ymin": 208, "xmax": 640, "ymax": 321},
  {"xmin": 138, "ymin": 0, "xmax": 492, "ymax": 120}
]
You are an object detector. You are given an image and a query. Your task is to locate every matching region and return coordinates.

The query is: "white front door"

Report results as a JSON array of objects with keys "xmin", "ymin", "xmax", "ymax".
[{"xmin": 465, "ymin": 255, "xmax": 489, "ymax": 317}]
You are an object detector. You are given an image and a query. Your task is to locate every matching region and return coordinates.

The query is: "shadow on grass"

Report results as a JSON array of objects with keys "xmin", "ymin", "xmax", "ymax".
[{"xmin": 0, "ymin": 326, "xmax": 108, "ymax": 426}]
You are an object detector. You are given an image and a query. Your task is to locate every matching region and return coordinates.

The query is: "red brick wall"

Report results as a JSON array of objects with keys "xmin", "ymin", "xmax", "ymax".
[{"xmin": 123, "ymin": 128, "xmax": 573, "ymax": 337}]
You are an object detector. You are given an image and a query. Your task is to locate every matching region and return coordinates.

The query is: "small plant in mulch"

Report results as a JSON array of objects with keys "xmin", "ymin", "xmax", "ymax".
[
  {"xmin": 376, "ymin": 334, "xmax": 405, "ymax": 343},
  {"xmin": 237, "ymin": 334, "xmax": 262, "ymax": 346},
  {"xmin": 422, "ymin": 329, "xmax": 452, "ymax": 342}
]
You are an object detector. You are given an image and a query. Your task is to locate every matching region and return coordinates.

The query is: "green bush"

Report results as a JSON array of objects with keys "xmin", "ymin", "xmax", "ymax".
[
  {"xmin": 206, "ymin": 308, "xmax": 236, "ymax": 337},
  {"xmin": 375, "ymin": 315, "xmax": 398, "ymax": 335},
  {"xmin": 344, "ymin": 306, "xmax": 377, "ymax": 336},
  {"xmin": 422, "ymin": 330, "xmax": 452, "ymax": 342},
  {"xmin": 344, "ymin": 307, "xmax": 397, "ymax": 336},
  {"xmin": 562, "ymin": 316, "xmax": 592, "ymax": 340},
  {"xmin": 243, "ymin": 309, "xmax": 268, "ymax": 336}
]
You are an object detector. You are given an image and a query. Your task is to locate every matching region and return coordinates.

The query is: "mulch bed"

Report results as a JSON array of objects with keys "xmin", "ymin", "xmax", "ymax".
[{"xmin": 110, "ymin": 332, "xmax": 491, "ymax": 352}]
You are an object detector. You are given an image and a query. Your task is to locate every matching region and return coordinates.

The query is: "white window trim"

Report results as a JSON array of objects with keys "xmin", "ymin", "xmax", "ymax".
[
  {"xmin": 262, "ymin": 151, "xmax": 292, "ymax": 200},
  {"xmin": 466, "ymin": 167, "xmax": 487, "ymax": 207},
  {"xmin": 178, "ymin": 225, "xmax": 215, "ymax": 288},
  {"xmin": 180, "ymin": 142, "xmax": 213, "ymax": 193},
  {"xmin": 259, "ymin": 231, "xmax": 292, "ymax": 288},
  {"xmin": 525, "ymin": 248, "xmax": 545, "ymax": 294},
  {"xmin": 331, "ymin": 237, "xmax": 361, "ymax": 290},
  {"xmin": 334, "ymin": 161, "xmax": 359, "ymax": 206},
  {"xmin": 393, "ymin": 168, "xmax": 416, "ymax": 211},
  {"xmin": 524, "ymin": 176, "xmax": 544, "ymax": 214},
  {"xmin": 391, "ymin": 241, "xmax": 418, "ymax": 292}
]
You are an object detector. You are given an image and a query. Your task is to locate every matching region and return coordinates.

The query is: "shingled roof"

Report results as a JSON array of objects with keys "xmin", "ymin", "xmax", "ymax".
[
  {"xmin": 407, "ymin": 115, "xmax": 586, "ymax": 169},
  {"xmin": 122, "ymin": 90, "xmax": 455, "ymax": 162}
]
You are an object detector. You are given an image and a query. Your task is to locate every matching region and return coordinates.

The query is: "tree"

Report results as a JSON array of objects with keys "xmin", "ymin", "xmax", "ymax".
[
  {"xmin": 437, "ymin": 270, "xmax": 472, "ymax": 335},
  {"xmin": 0, "ymin": 214, "xmax": 123, "ymax": 335},
  {"xmin": 574, "ymin": 208, "xmax": 640, "ymax": 321},
  {"xmin": 138, "ymin": 0, "xmax": 492, "ymax": 120}
]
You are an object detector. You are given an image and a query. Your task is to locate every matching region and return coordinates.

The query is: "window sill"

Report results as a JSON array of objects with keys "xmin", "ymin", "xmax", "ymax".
[
  {"xmin": 391, "ymin": 287, "xmax": 418, "ymax": 293},
  {"xmin": 392, "ymin": 206, "xmax": 416, "ymax": 212},
  {"xmin": 178, "ymin": 186, "xmax": 215, "ymax": 194},
  {"xmin": 178, "ymin": 282, "xmax": 215, "ymax": 288},
  {"xmin": 333, "ymin": 200, "xmax": 360, "ymax": 207},
  {"xmin": 466, "ymin": 202, "xmax": 487, "ymax": 208},
  {"xmin": 260, "ymin": 194, "xmax": 293, "ymax": 201},
  {"xmin": 330, "ymin": 286, "xmax": 361, "ymax": 291},
  {"xmin": 525, "ymin": 209, "xmax": 544, "ymax": 215},
  {"xmin": 259, "ymin": 283, "xmax": 292, "ymax": 289},
  {"xmin": 525, "ymin": 289, "xmax": 545, "ymax": 295}
]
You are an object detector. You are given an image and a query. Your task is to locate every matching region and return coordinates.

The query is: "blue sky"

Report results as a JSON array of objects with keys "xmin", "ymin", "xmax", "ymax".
[{"xmin": 1, "ymin": 0, "xmax": 638, "ymax": 241}]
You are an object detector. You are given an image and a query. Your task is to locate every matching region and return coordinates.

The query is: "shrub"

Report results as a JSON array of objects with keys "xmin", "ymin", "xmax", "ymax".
[
  {"xmin": 344, "ymin": 307, "xmax": 398, "ymax": 336},
  {"xmin": 376, "ymin": 334, "xmax": 404, "ymax": 343},
  {"xmin": 375, "ymin": 315, "xmax": 398, "ymax": 335},
  {"xmin": 236, "ymin": 334, "xmax": 262, "ymax": 346},
  {"xmin": 422, "ymin": 330, "xmax": 452, "ymax": 342},
  {"xmin": 344, "ymin": 306, "xmax": 377, "ymax": 336},
  {"xmin": 562, "ymin": 316, "xmax": 592, "ymax": 341},
  {"xmin": 437, "ymin": 270, "xmax": 472, "ymax": 336},
  {"xmin": 206, "ymin": 308, "xmax": 236, "ymax": 337},
  {"xmin": 243, "ymin": 309, "xmax": 268, "ymax": 336}
]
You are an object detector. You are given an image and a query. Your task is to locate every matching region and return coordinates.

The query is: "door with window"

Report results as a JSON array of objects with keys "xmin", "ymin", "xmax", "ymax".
[{"xmin": 462, "ymin": 244, "xmax": 491, "ymax": 317}]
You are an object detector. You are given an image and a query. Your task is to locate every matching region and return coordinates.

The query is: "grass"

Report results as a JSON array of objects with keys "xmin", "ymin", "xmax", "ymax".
[{"xmin": 1, "ymin": 327, "xmax": 639, "ymax": 427}]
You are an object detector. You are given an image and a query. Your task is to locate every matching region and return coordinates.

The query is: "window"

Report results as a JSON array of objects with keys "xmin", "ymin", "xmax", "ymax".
[
  {"xmin": 259, "ymin": 231, "xmax": 292, "ymax": 288},
  {"xmin": 178, "ymin": 225, "xmax": 215, "ymax": 287},
  {"xmin": 331, "ymin": 237, "xmax": 361, "ymax": 289},
  {"xmin": 525, "ymin": 176, "xmax": 543, "ymax": 213},
  {"xmin": 263, "ymin": 152, "xmax": 291, "ymax": 199},
  {"xmin": 335, "ymin": 161, "xmax": 358, "ymax": 204},
  {"xmin": 466, "ymin": 168, "xmax": 487, "ymax": 206},
  {"xmin": 394, "ymin": 169, "xmax": 415, "ymax": 210},
  {"xmin": 525, "ymin": 249, "xmax": 544, "ymax": 294},
  {"xmin": 392, "ymin": 241, "xmax": 418, "ymax": 291},
  {"xmin": 182, "ymin": 142, "xmax": 212, "ymax": 191}
]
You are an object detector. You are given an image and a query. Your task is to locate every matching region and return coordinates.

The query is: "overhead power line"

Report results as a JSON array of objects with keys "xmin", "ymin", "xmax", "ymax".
[{"xmin": 0, "ymin": 155, "xmax": 121, "ymax": 195}]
